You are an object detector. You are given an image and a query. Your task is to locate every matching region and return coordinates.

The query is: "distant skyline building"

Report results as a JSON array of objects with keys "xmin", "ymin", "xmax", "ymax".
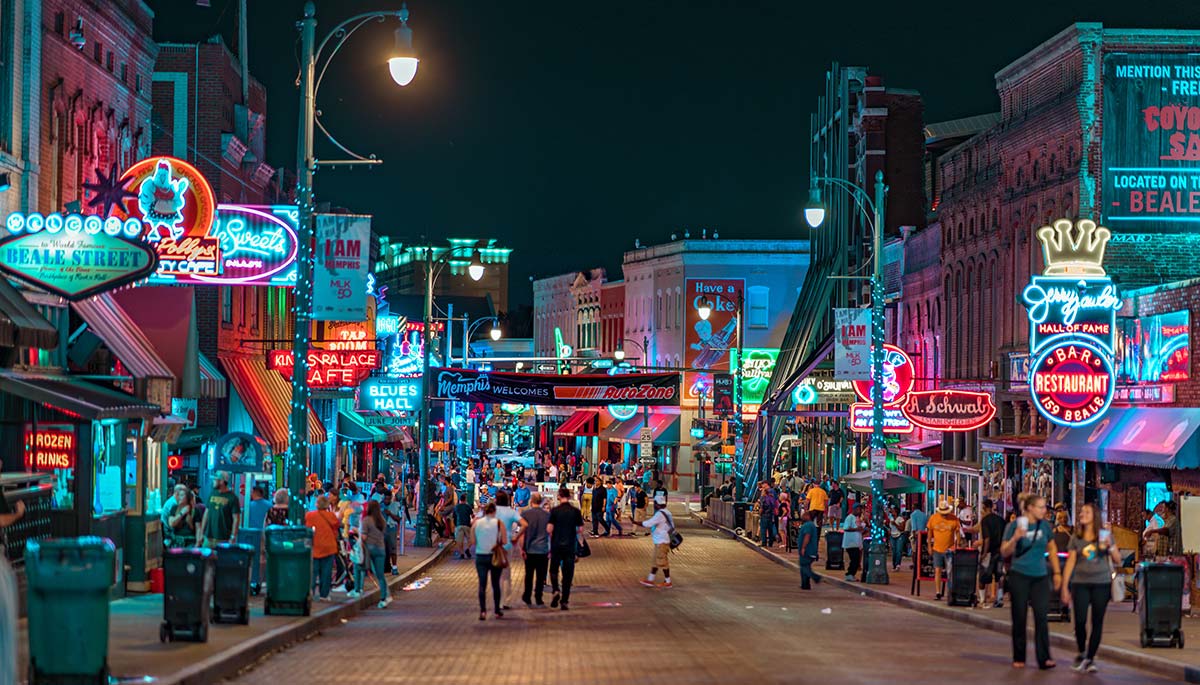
[{"xmin": 375, "ymin": 237, "xmax": 513, "ymax": 315}]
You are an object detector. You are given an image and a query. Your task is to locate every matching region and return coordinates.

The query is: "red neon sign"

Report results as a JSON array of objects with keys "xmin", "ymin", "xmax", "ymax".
[
  {"xmin": 267, "ymin": 349, "xmax": 382, "ymax": 388},
  {"xmin": 1030, "ymin": 340, "xmax": 1115, "ymax": 427},
  {"xmin": 851, "ymin": 344, "xmax": 914, "ymax": 406},
  {"xmin": 901, "ymin": 390, "xmax": 996, "ymax": 433},
  {"xmin": 24, "ymin": 424, "xmax": 77, "ymax": 471},
  {"xmin": 167, "ymin": 454, "xmax": 183, "ymax": 471}
]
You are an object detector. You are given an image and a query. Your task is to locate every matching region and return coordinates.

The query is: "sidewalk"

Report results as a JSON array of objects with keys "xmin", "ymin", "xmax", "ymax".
[
  {"xmin": 17, "ymin": 528, "xmax": 450, "ymax": 685},
  {"xmin": 693, "ymin": 509, "xmax": 1200, "ymax": 684}
]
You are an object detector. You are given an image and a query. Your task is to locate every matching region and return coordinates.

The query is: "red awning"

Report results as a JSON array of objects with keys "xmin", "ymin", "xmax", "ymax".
[
  {"xmin": 219, "ymin": 354, "xmax": 327, "ymax": 454},
  {"xmin": 554, "ymin": 410, "xmax": 599, "ymax": 437}
]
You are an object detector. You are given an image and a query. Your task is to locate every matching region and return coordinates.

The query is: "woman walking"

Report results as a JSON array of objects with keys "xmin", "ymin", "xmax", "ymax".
[
  {"xmin": 1000, "ymin": 493, "xmax": 1062, "ymax": 670},
  {"xmin": 266, "ymin": 489, "xmax": 290, "ymax": 526},
  {"xmin": 305, "ymin": 495, "xmax": 341, "ymax": 602},
  {"xmin": 471, "ymin": 502, "xmax": 507, "ymax": 620},
  {"xmin": 1061, "ymin": 502, "xmax": 1121, "ymax": 673},
  {"xmin": 356, "ymin": 500, "xmax": 392, "ymax": 609}
]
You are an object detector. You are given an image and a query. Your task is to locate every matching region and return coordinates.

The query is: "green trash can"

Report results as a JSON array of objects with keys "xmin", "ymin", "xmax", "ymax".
[
  {"xmin": 25, "ymin": 537, "xmax": 115, "ymax": 685},
  {"xmin": 264, "ymin": 525, "xmax": 313, "ymax": 616}
]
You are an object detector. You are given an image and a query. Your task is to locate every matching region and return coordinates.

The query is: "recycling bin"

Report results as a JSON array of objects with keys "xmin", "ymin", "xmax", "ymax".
[
  {"xmin": 265, "ymin": 525, "xmax": 313, "ymax": 616},
  {"xmin": 824, "ymin": 530, "xmax": 845, "ymax": 570},
  {"xmin": 25, "ymin": 537, "xmax": 115, "ymax": 684},
  {"xmin": 238, "ymin": 527, "xmax": 265, "ymax": 594},
  {"xmin": 213, "ymin": 543, "xmax": 254, "ymax": 624},
  {"xmin": 1138, "ymin": 562, "xmax": 1185, "ymax": 648},
  {"xmin": 161, "ymin": 547, "xmax": 215, "ymax": 642}
]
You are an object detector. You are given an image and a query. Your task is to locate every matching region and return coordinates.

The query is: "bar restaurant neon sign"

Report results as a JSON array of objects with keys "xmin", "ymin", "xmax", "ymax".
[{"xmin": 1022, "ymin": 219, "xmax": 1120, "ymax": 428}]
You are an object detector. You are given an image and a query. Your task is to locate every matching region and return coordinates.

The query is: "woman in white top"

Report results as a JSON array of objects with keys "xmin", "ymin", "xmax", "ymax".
[{"xmin": 470, "ymin": 502, "xmax": 507, "ymax": 620}]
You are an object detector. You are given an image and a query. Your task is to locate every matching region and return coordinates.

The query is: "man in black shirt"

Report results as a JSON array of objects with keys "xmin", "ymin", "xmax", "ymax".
[
  {"xmin": 977, "ymin": 498, "xmax": 1006, "ymax": 608},
  {"xmin": 590, "ymin": 479, "xmax": 609, "ymax": 537},
  {"xmin": 546, "ymin": 488, "xmax": 584, "ymax": 611}
]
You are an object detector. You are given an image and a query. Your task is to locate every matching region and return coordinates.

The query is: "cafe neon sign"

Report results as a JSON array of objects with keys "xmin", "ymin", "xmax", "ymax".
[
  {"xmin": 1022, "ymin": 219, "xmax": 1119, "ymax": 428},
  {"xmin": 267, "ymin": 349, "xmax": 381, "ymax": 388}
]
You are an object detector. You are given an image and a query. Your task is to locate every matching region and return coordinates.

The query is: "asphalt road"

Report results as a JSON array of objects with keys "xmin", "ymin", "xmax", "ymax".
[{"xmin": 229, "ymin": 509, "xmax": 1174, "ymax": 684}]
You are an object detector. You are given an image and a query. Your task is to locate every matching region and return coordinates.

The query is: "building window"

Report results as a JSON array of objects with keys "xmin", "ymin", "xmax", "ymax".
[
  {"xmin": 250, "ymin": 287, "xmax": 259, "ymax": 331},
  {"xmin": 135, "ymin": 74, "xmax": 141, "ymax": 93},
  {"xmin": 0, "ymin": 0, "xmax": 12, "ymax": 153},
  {"xmin": 747, "ymin": 286, "xmax": 769, "ymax": 328},
  {"xmin": 94, "ymin": 42, "xmax": 102, "ymax": 63},
  {"xmin": 221, "ymin": 287, "xmax": 233, "ymax": 324},
  {"xmin": 120, "ymin": 62, "xmax": 127, "ymax": 84},
  {"xmin": 106, "ymin": 51, "xmax": 113, "ymax": 73},
  {"xmin": 54, "ymin": 11, "xmax": 64, "ymax": 35}
]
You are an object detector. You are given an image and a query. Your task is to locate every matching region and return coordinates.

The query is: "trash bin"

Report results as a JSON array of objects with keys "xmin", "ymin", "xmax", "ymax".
[
  {"xmin": 1138, "ymin": 562, "xmax": 1184, "ymax": 648},
  {"xmin": 161, "ymin": 547, "xmax": 215, "ymax": 642},
  {"xmin": 699, "ymin": 486, "xmax": 714, "ymax": 511},
  {"xmin": 25, "ymin": 536, "xmax": 115, "ymax": 684},
  {"xmin": 213, "ymin": 543, "xmax": 254, "ymax": 625},
  {"xmin": 239, "ymin": 527, "xmax": 265, "ymax": 595},
  {"xmin": 824, "ymin": 530, "xmax": 845, "ymax": 570},
  {"xmin": 947, "ymin": 548, "xmax": 978, "ymax": 607},
  {"xmin": 265, "ymin": 525, "xmax": 313, "ymax": 616}
]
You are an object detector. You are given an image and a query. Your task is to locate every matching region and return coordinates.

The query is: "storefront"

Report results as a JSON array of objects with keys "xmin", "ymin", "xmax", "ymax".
[
  {"xmin": 553, "ymin": 409, "xmax": 600, "ymax": 461},
  {"xmin": 599, "ymin": 411, "xmax": 680, "ymax": 474}
]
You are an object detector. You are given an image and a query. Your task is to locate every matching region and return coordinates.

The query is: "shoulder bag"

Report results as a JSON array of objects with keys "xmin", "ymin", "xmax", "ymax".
[
  {"xmin": 491, "ymin": 521, "xmax": 509, "ymax": 569},
  {"xmin": 665, "ymin": 510, "xmax": 684, "ymax": 549}
]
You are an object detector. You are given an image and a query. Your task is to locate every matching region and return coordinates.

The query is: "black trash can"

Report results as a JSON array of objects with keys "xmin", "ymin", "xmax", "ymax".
[
  {"xmin": 161, "ymin": 547, "xmax": 215, "ymax": 642},
  {"xmin": 732, "ymin": 502, "xmax": 750, "ymax": 532},
  {"xmin": 213, "ymin": 543, "xmax": 254, "ymax": 625},
  {"xmin": 947, "ymin": 548, "xmax": 978, "ymax": 607},
  {"xmin": 824, "ymin": 531, "xmax": 845, "ymax": 570},
  {"xmin": 1138, "ymin": 562, "xmax": 1185, "ymax": 648}
]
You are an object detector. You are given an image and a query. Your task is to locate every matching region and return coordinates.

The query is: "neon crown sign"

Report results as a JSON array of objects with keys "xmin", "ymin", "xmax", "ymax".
[{"xmin": 1036, "ymin": 218, "xmax": 1112, "ymax": 277}]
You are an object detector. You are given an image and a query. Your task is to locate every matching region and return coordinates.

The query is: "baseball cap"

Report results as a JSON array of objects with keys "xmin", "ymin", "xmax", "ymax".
[
  {"xmin": 654, "ymin": 494, "xmax": 667, "ymax": 505},
  {"xmin": 214, "ymin": 470, "xmax": 232, "ymax": 484}
]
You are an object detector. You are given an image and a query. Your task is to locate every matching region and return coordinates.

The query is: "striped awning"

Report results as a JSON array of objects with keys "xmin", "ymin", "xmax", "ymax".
[
  {"xmin": 219, "ymin": 354, "xmax": 327, "ymax": 454},
  {"xmin": 0, "ymin": 371, "xmax": 160, "ymax": 420},
  {"xmin": 199, "ymin": 352, "xmax": 227, "ymax": 399},
  {"xmin": 73, "ymin": 293, "xmax": 173, "ymax": 381}
]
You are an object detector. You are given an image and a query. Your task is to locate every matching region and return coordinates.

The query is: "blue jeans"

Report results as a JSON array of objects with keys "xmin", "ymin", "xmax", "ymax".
[
  {"xmin": 760, "ymin": 518, "xmax": 777, "ymax": 547},
  {"xmin": 605, "ymin": 509, "xmax": 623, "ymax": 535},
  {"xmin": 313, "ymin": 554, "xmax": 334, "ymax": 599},
  {"xmin": 799, "ymin": 555, "xmax": 816, "ymax": 588},
  {"xmin": 354, "ymin": 545, "xmax": 389, "ymax": 601},
  {"xmin": 891, "ymin": 535, "xmax": 906, "ymax": 567}
]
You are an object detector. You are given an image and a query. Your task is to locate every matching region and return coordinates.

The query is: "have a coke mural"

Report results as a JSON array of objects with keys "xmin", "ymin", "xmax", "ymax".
[{"xmin": 684, "ymin": 278, "xmax": 742, "ymax": 406}]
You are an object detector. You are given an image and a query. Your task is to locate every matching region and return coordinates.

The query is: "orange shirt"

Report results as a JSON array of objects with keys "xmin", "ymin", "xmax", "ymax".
[
  {"xmin": 806, "ymin": 487, "xmax": 829, "ymax": 512},
  {"xmin": 927, "ymin": 512, "xmax": 961, "ymax": 553},
  {"xmin": 306, "ymin": 510, "xmax": 341, "ymax": 559}
]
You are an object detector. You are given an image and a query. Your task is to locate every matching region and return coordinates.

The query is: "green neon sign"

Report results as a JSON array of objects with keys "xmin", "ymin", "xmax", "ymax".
[{"xmin": 730, "ymin": 347, "xmax": 779, "ymax": 405}]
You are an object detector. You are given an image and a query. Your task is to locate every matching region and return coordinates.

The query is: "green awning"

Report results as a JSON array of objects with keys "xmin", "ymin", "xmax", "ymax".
[{"xmin": 338, "ymin": 409, "xmax": 390, "ymax": 442}]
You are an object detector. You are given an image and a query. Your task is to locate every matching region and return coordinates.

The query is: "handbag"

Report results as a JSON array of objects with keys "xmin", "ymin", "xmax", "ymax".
[
  {"xmin": 491, "ymin": 521, "xmax": 509, "ymax": 569},
  {"xmin": 1110, "ymin": 557, "xmax": 1126, "ymax": 603},
  {"xmin": 665, "ymin": 510, "xmax": 684, "ymax": 549},
  {"xmin": 576, "ymin": 537, "xmax": 592, "ymax": 558}
]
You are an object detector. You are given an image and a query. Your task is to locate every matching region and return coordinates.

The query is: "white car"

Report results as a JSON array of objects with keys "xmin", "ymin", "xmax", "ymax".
[{"xmin": 485, "ymin": 448, "xmax": 536, "ymax": 471}]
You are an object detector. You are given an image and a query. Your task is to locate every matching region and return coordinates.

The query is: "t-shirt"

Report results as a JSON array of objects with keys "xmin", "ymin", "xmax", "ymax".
[
  {"xmin": 453, "ymin": 502, "xmax": 474, "ymax": 527},
  {"xmin": 1068, "ymin": 534, "xmax": 1114, "ymax": 585},
  {"xmin": 798, "ymin": 520, "xmax": 820, "ymax": 559},
  {"xmin": 473, "ymin": 515, "xmax": 504, "ymax": 555},
  {"xmin": 548, "ymin": 502, "xmax": 584, "ymax": 551},
  {"xmin": 591, "ymin": 486, "xmax": 608, "ymax": 511},
  {"xmin": 495, "ymin": 505, "xmax": 522, "ymax": 552},
  {"xmin": 305, "ymin": 510, "xmax": 340, "ymax": 559},
  {"xmin": 245, "ymin": 497, "xmax": 271, "ymax": 530},
  {"xmin": 514, "ymin": 487, "xmax": 532, "ymax": 508},
  {"xmin": 828, "ymin": 487, "xmax": 844, "ymax": 506},
  {"xmin": 841, "ymin": 514, "xmax": 863, "ymax": 549},
  {"xmin": 909, "ymin": 509, "xmax": 928, "ymax": 533},
  {"xmin": 641, "ymin": 509, "xmax": 674, "ymax": 545},
  {"xmin": 927, "ymin": 513, "xmax": 961, "ymax": 553},
  {"xmin": 1004, "ymin": 519, "xmax": 1052, "ymax": 577},
  {"xmin": 204, "ymin": 489, "xmax": 241, "ymax": 542},
  {"xmin": 980, "ymin": 512, "xmax": 1005, "ymax": 554},
  {"xmin": 806, "ymin": 487, "xmax": 829, "ymax": 512},
  {"xmin": 521, "ymin": 507, "xmax": 551, "ymax": 554}
]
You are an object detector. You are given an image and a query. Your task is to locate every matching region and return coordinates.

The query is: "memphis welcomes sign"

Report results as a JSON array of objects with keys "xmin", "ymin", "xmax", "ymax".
[{"xmin": 430, "ymin": 368, "xmax": 680, "ymax": 407}]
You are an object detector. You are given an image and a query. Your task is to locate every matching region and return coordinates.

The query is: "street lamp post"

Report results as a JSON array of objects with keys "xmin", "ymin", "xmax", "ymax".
[
  {"xmin": 414, "ymin": 246, "xmax": 485, "ymax": 547},
  {"xmin": 290, "ymin": 2, "xmax": 416, "ymax": 522},
  {"xmin": 614, "ymin": 336, "xmax": 651, "ymax": 429},
  {"xmin": 804, "ymin": 169, "xmax": 890, "ymax": 585}
]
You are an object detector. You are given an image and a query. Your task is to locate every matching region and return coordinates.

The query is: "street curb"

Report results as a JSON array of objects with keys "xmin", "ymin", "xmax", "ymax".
[
  {"xmin": 690, "ymin": 510, "xmax": 1200, "ymax": 684},
  {"xmin": 157, "ymin": 544, "xmax": 453, "ymax": 685}
]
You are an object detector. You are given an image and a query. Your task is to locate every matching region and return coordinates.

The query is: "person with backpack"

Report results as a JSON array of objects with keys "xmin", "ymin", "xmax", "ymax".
[{"xmin": 638, "ymin": 494, "xmax": 676, "ymax": 589}]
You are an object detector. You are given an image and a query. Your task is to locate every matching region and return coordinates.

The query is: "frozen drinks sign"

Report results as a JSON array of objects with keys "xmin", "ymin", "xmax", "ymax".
[
  {"xmin": 1103, "ymin": 53, "xmax": 1200, "ymax": 230},
  {"xmin": 0, "ymin": 217, "xmax": 157, "ymax": 300}
]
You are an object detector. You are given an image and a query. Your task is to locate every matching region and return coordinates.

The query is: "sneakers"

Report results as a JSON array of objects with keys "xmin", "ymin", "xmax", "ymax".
[
  {"xmin": 377, "ymin": 600, "xmax": 388, "ymax": 609},
  {"xmin": 661, "ymin": 580, "xmax": 673, "ymax": 589},
  {"xmin": 1072, "ymin": 654, "xmax": 1084, "ymax": 670},
  {"xmin": 560, "ymin": 603, "xmax": 569, "ymax": 611},
  {"xmin": 845, "ymin": 574, "xmax": 857, "ymax": 582},
  {"xmin": 1086, "ymin": 660, "xmax": 1097, "ymax": 673},
  {"xmin": 992, "ymin": 600, "xmax": 1003, "ymax": 609},
  {"xmin": 383, "ymin": 596, "xmax": 393, "ymax": 607},
  {"xmin": 550, "ymin": 592, "xmax": 561, "ymax": 608},
  {"xmin": 347, "ymin": 590, "xmax": 361, "ymax": 598},
  {"xmin": 1073, "ymin": 658, "xmax": 1095, "ymax": 673},
  {"xmin": 640, "ymin": 579, "xmax": 657, "ymax": 588}
]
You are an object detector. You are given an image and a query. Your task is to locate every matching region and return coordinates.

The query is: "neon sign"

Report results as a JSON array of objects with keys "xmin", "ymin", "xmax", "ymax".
[
  {"xmin": 1022, "ymin": 219, "xmax": 1120, "ymax": 428},
  {"xmin": 1117, "ymin": 310, "xmax": 1190, "ymax": 383},
  {"xmin": 359, "ymin": 377, "xmax": 422, "ymax": 412},
  {"xmin": 848, "ymin": 404, "xmax": 913, "ymax": 434},
  {"xmin": 24, "ymin": 424, "xmax": 76, "ymax": 471},
  {"xmin": 267, "ymin": 349, "xmax": 381, "ymax": 388},
  {"xmin": 608, "ymin": 405, "xmax": 639, "ymax": 421},
  {"xmin": 730, "ymin": 347, "xmax": 779, "ymax": 405},
  {"xmin": 383, "ymin": 329, "xmax": 425, "ymax": 378},
  {"xmin": 851, "ymin": 344, "xmax": 913, "ymax": 406},
  {"xmin": 901, "ymin": 390, "xmax": 996, "ymax": 432}
]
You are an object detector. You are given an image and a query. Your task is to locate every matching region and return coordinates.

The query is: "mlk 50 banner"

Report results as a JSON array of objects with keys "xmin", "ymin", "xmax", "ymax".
[
  {"xmin": 834, "ymin": 308, "xmax": 872, "ymax": 380},
  {"xmin": 430, "ymin": 368, "xmax": 680, "ymax": 406},
  {"xmin": 313, "ymin": 214, "xmax": 370, "ymax": 321}
]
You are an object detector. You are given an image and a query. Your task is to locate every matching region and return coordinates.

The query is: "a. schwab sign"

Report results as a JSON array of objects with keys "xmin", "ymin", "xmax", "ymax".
[{"xmin": 430, "ymin": 368, "xmax": 680, "ymax": 406}]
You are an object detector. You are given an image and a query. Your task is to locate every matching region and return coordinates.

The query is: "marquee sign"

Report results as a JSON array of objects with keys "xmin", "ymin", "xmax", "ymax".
[
  {"xmin": 23, "ymin": 424, "xmax": 76, "ymax": 471},
  {"xmin": 902, "ymin": 390, "xmax": 996, "ymax": 432},
  {"xmin": 1022, "ymin": 219, "xmax": 1120, "ymax": 428},
  {"xmin": 430, "ymin": 367, "xmax": 681, "ymax": 407},
  {"xmin": 359, "ymin": 376, "xmax": 422, "ymax": 412},
  {"xmin": 848, "ymin": 404, "xmax": 913, "ymax": 434},
  {"xmin": 267, "ymin": 349, "xmax": 381, "ymax": 388},
  {"xmin": 0, "ymin": 216, "xmax": 158, "ymax": 300}
]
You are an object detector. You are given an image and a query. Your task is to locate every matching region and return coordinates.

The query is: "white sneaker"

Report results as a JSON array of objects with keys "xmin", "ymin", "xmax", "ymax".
[
  {"xmin": 377, "ymin": 600, "xmax": 388, "ymax": 609},
  {"xmin": 383, "ymin": 596, "xmax": 393, "ymax": 606},
  {"xmin": 347, "ymin": 590, "xmax": 361, "ymax": 598}
]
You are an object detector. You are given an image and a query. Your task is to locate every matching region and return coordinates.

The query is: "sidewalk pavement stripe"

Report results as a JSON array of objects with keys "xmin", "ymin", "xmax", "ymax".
[
  {"xmin": 156, "ymin": 544, "xmax": 453, "ymax": 685},
  {"xmin": 691, "ymin": 510, "xmax": 1200, "ymax": 684}
]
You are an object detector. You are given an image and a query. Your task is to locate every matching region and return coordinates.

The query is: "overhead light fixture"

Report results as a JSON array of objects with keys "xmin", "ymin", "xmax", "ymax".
[
  {"xmin": 387, "ymin": 3, "xmax": 419, "ymax": 86},
  {"xmin": 467, "ymin": 257, "xmax": 485, "ymax": 281},
  {"xmin": 697, "ymin": 297, "xmax": 713, "ymax": 321}
]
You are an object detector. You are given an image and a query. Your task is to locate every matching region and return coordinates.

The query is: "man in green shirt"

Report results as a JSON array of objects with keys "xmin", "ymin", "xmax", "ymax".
[{"xmin": 199, "ymin": 471, "xmax": 241, "ymax": 548}]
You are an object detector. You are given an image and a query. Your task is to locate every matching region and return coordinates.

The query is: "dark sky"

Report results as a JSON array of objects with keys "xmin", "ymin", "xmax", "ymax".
[{"xmin": 149, "ymin": 0, "xmax": 1200, "ymax": 309}]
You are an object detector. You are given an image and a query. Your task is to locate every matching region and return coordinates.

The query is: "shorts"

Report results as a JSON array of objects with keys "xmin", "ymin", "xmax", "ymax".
[
  {"xmin": 455, "ymin": 525, "xmax": 471, "ymax": 546},
  {"xmin": 931, "ymin": 550, "xmax": 950, "ymax": 570},
  {"xmin": 979, "ymin": 552, "xmax": 1002, "ymax": 584},
  {"xmin": 826, "ymin": 504, "xmax": 841, "ymax": 522},
  {"xmin": 654, "ymin": 543, "xmax": 671, "ymax": 569}
]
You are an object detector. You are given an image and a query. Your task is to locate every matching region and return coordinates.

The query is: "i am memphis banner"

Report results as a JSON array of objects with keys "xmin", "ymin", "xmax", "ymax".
[{"xmin": 431, "ymin": 368, "xmax": 680, "ymax": 406}]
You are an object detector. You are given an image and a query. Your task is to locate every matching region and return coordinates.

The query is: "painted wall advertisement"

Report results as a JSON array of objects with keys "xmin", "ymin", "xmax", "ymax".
[
  {"xmin": 834, "ymin": 308, "xmax": 871, "ymax": 380},
  {"xmin": 1103, "ymin": 53, "xmax": 1200, "ymax": 230},
  {"xmin": 313, "ymin": 214, "xmax": 371, "ymax": 322},
  {"xmin": 684, "ymin": 278, "xmax": 742, "ymax": 405}
]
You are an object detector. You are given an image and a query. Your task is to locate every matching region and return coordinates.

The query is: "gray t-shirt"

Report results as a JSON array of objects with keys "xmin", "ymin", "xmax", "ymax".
[
  {"xmin": 361, "ymin": 517, "xmax": 386, "ymax": 550},
  {"xmin": 521, "ymin": 507, "xmax": 551, "ymax": 555},
  {"xmin": 1068, "ymin": 534, "xmax": 1113, "ymax": 585}
]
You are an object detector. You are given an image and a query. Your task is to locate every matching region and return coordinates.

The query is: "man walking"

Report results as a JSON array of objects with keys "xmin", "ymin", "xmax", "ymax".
[
  {"xmin": 841, "ymin": 503, "xmax": 864, "ymax": 582},
  {"xmin": 604, "ymin": 479, "xmax": 625, "ymax": 536},
  {"xmin": 639, "ymin": 494, "xmax": 675, "ymax": 589},
  {"xmin": 798, "ymin": 511, "xmax": 821, "ymax": 589},
  {"xmin": 590, "ymin": 478, "xmax": 609, "ymax": 537},
  {"xmin": 546, "ymin": 488, "xmax": 584, "ymax": 611},
  {"xmin": 515, "ymin": 492, "xmax": 551, "ymax": 607},
  {"xmin": 806, "ymin": 482, "xmax": 829, "ymax": 528},
  {"xmin": 199, "ymin": 471, "xmax": 241, "ymax": 548},
  {"xmin": 927, "ymin": 500, "xmax": 961, "ymax": 600}
]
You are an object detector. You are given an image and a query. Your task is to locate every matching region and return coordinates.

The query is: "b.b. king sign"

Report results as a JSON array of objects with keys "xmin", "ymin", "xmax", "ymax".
[{"xmin": 1022, "ymin": 219, "xmax": 1120, "ymax": 428}]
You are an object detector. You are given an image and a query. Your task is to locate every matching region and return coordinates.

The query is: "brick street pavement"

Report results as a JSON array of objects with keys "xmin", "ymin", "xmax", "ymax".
[{"xmin": 230, "ymin": 508, "xmax": 1171, "ymax": 684}]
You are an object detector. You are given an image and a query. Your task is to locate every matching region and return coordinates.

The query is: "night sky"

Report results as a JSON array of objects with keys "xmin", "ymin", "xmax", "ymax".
[{"xmin": 149, "ymin": 0, "xmax": 1200, "ymax": 309}]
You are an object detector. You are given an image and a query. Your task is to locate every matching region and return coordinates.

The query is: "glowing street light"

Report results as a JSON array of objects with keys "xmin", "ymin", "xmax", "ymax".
[{"xmin": 387, "ymin": 4, "xmax": 420, "ymax": 86}]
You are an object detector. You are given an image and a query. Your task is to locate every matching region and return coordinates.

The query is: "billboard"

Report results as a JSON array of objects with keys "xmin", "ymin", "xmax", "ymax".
[
  {"xmin": 1103, "ymin": 53, "xmax": 1200, "ymax": 230},
  {"xmin": 430, "ymin": 368, "xmax": 681, "ymax": 406},
  {"xmin": 0, "ymin": 218, "xmax": 157, "ymax": 300},
  {"xmin": 834, "ymin": 308, "xmax": 872, "ymax": 380},
  {"xmin": 684, "ymin": 278, "xmax": 742, "ymax": 405}
]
